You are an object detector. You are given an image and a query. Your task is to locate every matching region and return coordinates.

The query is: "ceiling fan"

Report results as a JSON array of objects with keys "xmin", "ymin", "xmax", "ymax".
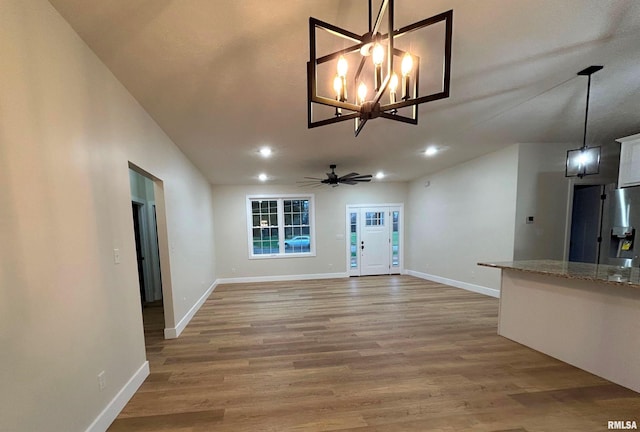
[{"xmin": 298, "ymin": 164, "xmax": 373, "ymax": 187}]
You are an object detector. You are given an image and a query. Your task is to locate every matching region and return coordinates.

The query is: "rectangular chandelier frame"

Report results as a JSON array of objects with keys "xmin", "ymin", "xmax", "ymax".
[{"xmin": 307, "ymin": 0, "xmax": 453, "ymax": 136}]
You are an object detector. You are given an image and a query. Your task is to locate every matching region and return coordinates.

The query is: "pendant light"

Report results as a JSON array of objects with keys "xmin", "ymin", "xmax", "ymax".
[{"xmin": 565, "ymin": 65, "xmax": 604, "ymax": 178}]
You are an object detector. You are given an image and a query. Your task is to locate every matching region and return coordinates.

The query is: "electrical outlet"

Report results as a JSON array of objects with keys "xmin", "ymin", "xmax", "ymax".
[
  {"xmin": 98, "ymin": 371, "xmax": 106, "ymax": 391},
  {"xmin": 113, "ymin": 249, "xmax": 120, "ymax": 264}
]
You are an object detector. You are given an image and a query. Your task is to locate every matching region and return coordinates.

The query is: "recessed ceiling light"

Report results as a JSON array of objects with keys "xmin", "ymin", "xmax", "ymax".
[
  {"xmin": 376, "ymin": 171, "xmax": 385, "ymax": 179},
  {"xmin": 425, "ymin": 147, "xmax": 438, "ymax": 156},
  {"xmin": 259, "ymin": 147, "xmax": 272, "ymax": 157},
  {"xmin": 258, "ymin": 173, "xmax": 268, "ymax": 182}
]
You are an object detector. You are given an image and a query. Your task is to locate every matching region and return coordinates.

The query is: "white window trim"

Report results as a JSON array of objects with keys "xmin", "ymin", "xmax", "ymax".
[{"xmin": 246, "ymin": 194, "xmax": 316, "ymax": 259}]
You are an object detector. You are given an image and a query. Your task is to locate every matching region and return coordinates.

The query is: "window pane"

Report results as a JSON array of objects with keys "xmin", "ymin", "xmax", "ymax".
[
  {"xmin": 365, "ymin": 211, "xmax": 384, "ymax": 226},
  {"xmin": 350, "ymin": 212, "xmax": 358, "ymax": 268},
  {"xmin": 284, "ymin": 199, "xmax": 311, "ymax": 254},
  {"xmin": 392, "ymin": 211, "xmax": 399, "ymax": 267},
  {"xmin": 251, "ymin": 200, "xmax": 279, "ymax": 255}
]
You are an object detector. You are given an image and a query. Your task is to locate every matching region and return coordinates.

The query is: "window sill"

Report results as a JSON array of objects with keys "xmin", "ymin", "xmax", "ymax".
[{"xmin": 249, "ymin": 252, "xmax": 317, "ymax": 260}]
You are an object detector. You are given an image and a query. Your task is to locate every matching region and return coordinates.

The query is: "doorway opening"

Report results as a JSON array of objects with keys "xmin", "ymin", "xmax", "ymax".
[
  {"xmin": 346, "ymin": 204, "xmax": 403, "ymax": 276},
  {"xmin": 568, "ymin": 184, "xmax": 606, "ymax": 264},
  {"xmin": 129, "ymin": 165, "xmax": 172, "ymax": 342}
]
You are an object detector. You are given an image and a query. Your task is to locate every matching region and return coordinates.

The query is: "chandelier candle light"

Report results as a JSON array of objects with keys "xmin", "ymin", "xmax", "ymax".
[{"xmin": 307, "ymin": 0, "xmax": 453, "ymax": 136}]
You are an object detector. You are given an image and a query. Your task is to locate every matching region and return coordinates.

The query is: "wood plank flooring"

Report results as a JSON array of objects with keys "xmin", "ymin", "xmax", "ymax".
[{"xmin": 109, "ymin": 276, "xmax": 640, "ymax": 431}]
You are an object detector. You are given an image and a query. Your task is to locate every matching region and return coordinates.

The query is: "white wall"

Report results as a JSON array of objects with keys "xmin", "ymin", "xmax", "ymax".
[
  {"xmin": 212, "ymin": 182, "xmax": 408, "ymax": 279},
  {"xmin": 514, "ymin": 142, "xmax": 574, "ymax": 260},
  {"xmin": 514, "ymin": 141, "xmax": 620, "ymax": 261},
  {"xmin": 0, "ymin": 1, "xmax": 216, "ymax": 431},
  {"xmin": 406, "ymin": 145, "xmax": 519, "ymax": 292}
]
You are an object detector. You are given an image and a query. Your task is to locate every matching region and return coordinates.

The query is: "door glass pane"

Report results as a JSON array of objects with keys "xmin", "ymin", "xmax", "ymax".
[
  {"xmin": 392, "ymin": 211, "xmax": 399, "ymax": 267},
  {"xmin": 350, "ymin": 212, "xmax": 358, "ymax": 268},
  {"xmin": 365, "ymin": 211, "xmax": 384, "ymax": 226}
]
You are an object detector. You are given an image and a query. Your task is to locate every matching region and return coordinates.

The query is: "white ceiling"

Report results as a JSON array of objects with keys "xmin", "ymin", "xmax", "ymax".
[{"xmin": 48, "ymin": 0, "xmax": 640, "ymax": 185}]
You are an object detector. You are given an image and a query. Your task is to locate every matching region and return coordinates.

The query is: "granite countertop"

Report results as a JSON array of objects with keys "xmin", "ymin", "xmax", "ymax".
[{"xmin": 478, "ymin": 259, "xmax": 640, "ymax": 287}]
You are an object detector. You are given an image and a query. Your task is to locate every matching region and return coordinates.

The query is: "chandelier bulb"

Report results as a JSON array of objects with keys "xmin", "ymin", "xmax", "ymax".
[
  {"xmin": 401, "ymin": 53, "xmax": 413, "ymax": 76},
  {"xmin": 337, "ymin": 56, "xmax": 348, "ymax": 78},
  {"xmin": 389, "ymin": 73, "xmax": 399, "ymax": 103},
  {"xmin": 401, "ymin": 53, "xmax": 413, "ymax": 100},
  {"xmin": 358, "ymin": 82, "xmax": 368, "ymax": 105},
  {"xmin": 335, "ymin": 57, "xmax": 348, "ymax": 101},
  {"xmin": 333, "ymin": 75, "xmax": 343, "ymax": 98},
  {"xmin": 372, "ymin": 43, "xmax": 384, "ymax": 66},
  {"xmin": 389, "ymin": 73, "xmax": 399, "ymax": 91}
]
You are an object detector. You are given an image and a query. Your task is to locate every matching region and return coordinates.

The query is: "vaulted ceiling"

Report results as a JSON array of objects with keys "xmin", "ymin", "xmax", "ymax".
[{"xmin": 49, "ymin": 0, "xmax": 640, "ymax": 185}]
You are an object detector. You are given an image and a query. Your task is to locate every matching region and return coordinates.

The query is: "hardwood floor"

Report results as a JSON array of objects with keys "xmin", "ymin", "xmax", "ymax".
[{"xmin": 109, "ymin": 276, "xmax": 640, "ymax": 431}]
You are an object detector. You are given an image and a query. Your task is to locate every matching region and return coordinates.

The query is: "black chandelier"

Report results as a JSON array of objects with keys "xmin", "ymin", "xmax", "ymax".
[
  {"xmin": 307, "ymin": 0, "xmax": 453, "ymax": 136},
  {"xmin": 565, "ymin": 65, "xmax": 603, "ymax": 178}
]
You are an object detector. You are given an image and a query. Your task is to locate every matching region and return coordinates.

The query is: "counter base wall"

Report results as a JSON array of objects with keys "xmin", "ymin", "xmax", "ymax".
[{"xmin": 499, "ymin": 269, "xmax": 640, "ymax": 393}]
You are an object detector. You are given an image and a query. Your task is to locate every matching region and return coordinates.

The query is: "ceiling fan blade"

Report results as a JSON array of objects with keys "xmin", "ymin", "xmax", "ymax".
[
  {"xmin": 300, "ymin": 166, "xmax": 371, "ymax": 187},
  {"xmin": 339, "ymin": 172, "xmax": 360, "ymax": 179},
  {"xmin": 348, "ymin": 175, "xmax": 373, "ymax": 180}
]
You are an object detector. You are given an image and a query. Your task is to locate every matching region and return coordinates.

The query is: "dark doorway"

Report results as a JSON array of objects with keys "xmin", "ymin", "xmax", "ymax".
[
  {"xmin": 132, "ymin": 202, "xmax": 147, "ymax": 303},
  {"xmin": 129, "ymin": 167, "xmax": 166, "ymax": 343},
  {"xmin": 569, "ymin": 185, "xmax": 604, "ymax": 263}
]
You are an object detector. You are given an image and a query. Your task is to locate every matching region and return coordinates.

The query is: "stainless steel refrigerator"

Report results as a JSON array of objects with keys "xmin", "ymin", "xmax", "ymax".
[{"xmin": 600, "ymin": 185, "xmax": 640, "ymax": 267}]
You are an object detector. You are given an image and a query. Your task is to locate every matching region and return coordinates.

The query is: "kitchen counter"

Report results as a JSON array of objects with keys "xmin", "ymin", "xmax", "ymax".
[
  {"xmin": 478, "ymin": 259, "xmax": 640, "ymax": 287},
  {"xmin": 480, "ymin": 259, "xmax": 640, "ymax": 393}
]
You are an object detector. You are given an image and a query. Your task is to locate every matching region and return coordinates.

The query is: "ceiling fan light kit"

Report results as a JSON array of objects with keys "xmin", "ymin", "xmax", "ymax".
[
  {"xmin": 565, "ymin": 65, "xmax": 603, "ymax": 178},
  {"xmin": 307, "ymin": 0, "xmax": 453, "ymax": 136}
]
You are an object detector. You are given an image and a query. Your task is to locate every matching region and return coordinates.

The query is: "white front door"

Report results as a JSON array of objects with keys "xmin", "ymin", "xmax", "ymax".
[
  {"xmin": 347, "ymin": 205, "xmax": 402, "ymax": 276},
  {"xmin": 360, "ymin": 207, "xmax": 390, "ymax": 276}
]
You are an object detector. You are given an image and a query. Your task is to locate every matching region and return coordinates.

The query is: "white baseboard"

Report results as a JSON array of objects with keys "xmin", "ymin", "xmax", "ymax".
[
  {"xmin": 85, "ymin": 361, "xmax": 149, "ymax": 432},
  {"xmin": 406, "ymin": 269, "xmax": 500, "ymax": 298},
  {"xmin": 217, "ymin": 272, "xmax": 348, "ymax": 284},
  {"xmin": 164, "ymin": 280, "xmax": 218, "ymax": 339}
]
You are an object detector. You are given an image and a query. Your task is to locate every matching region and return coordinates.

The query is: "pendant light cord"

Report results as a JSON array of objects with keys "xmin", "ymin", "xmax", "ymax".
[{"xmin": 582, "ymin": 74, "xmax": 591, "ymax": 150}]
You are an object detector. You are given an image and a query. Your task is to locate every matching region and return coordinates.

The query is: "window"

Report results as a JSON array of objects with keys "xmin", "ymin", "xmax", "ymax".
[
  {"xmin": 365, "ymin": 211, "xmax": 384, "ymax": 226},
  {"xmin": 392, "ymin": 210, "xmax": 400, "ymax": 267},
  {"xmin": 349, "ymin": 212, "xmax": 358, "ymax": 268},
  {"xmin": 247, "ymin": 194, "xmax": 315, "ymax": 258}
]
